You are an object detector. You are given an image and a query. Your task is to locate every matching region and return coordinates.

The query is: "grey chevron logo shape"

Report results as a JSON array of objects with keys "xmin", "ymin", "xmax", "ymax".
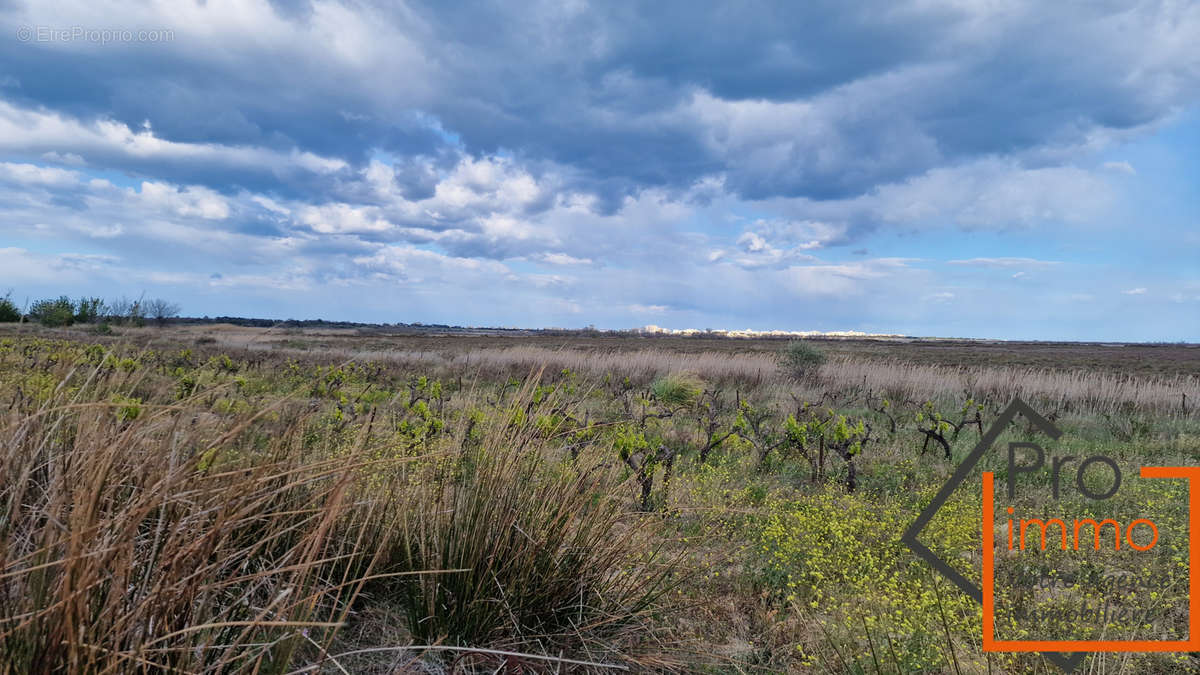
[{"xmin": 901, "ymin": 397, "xmax": 1086, "ymax": 673}]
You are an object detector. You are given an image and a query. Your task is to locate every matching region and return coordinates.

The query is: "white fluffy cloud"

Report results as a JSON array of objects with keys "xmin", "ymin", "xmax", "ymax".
[
  {"xmin": 0, "ymin": 101, "xmax": 349, "ymax": 180},
  {"xmin": 0, "ymin": 1, "xmax": 1197, "ymax": 339}
]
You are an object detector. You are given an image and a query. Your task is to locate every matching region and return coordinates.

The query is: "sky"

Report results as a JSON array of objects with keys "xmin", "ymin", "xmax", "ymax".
[{"xmin": 0, "ymin": 1, "xmax": 1197, "ymax": 341}]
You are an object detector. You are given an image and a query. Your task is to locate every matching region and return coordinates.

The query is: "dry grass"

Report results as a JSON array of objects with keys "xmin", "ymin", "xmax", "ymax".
[
  {"xmin": 4, "ymin": 327, "xmax": 1195, "ymax": 673},
  {"xmin": 234, "ymin": 343, "xmax": 1198, "ymax": 417},
  {"xmin": 371, "ymin": 378, "xmax": 681, "ymax": 667},
  {"xmin": 0, "ymin": 346, "xmax": 674, "ymax": 673},
  {"xmin": 823, "ymin": 355, "xmax": 1197, "ymax": 415},
  {"xmin": 0, "ymin": 369, "xmax": 389, "ymax": 673}
]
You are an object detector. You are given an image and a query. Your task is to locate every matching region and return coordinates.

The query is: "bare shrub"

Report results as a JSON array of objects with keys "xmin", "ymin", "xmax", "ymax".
[
  {"xmin": 145, "ymin": 297, "xmax": 182, "ymax": 326},
  {"xmin": 105, "ymin": 296, "xmax": 144, "ymax": 326}
]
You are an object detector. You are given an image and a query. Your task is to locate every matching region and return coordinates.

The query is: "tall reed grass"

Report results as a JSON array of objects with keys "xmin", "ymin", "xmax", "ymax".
[
  {"xmin": 386, "ymin": 388, "xmax": 676, "ymax": 652},
  {"xmin": 240, "ymin": 343, "xmax": 1197, "ymax": 417},
  {"xmin": 0, "ymin": 369, "xmax": 386, "ymax": 672},
  {"xmin": 0, "ymin": 347, "xmax": 673, "ymax": 673}
]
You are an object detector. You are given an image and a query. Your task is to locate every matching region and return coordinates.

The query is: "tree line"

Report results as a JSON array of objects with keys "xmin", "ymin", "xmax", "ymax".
[{"xmin": 0, "ymin": 293, "xmax": 180, "ymax": 327}]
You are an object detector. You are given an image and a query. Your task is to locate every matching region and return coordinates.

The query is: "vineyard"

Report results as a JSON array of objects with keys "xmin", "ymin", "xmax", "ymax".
[{"xmin": 1, "ymin": 326, "xmax": 1197, "ymax": 673}]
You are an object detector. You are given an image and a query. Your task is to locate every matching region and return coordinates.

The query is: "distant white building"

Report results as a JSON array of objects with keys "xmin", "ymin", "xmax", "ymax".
[{"xmin": 638, "ymin": 325, "xmax": 902, "ymax": 338}]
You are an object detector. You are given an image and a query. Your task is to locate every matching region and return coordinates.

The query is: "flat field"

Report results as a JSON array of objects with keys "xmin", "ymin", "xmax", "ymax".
[{"xmin": 1, "ymin": 323, "xmax": 1197, "ymax": 673}]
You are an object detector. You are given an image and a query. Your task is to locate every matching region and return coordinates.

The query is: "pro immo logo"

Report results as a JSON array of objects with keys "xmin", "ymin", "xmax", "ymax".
[{"xmin": 903, "ymin": 398, "xmax": 1199, "ymax": 672}]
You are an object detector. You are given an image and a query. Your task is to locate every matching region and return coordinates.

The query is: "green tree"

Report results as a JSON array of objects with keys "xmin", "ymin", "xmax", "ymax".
[
  {"xmin": 0, "ymin": 293, "xmax": 20, "ymax": 322},
  {"xmin": 74, "ymin": 297, "xmax": 106, "ymax": 324},
  {"xmin": 29, "ymin": 296, "xmax": 76, "ymax": 327}
]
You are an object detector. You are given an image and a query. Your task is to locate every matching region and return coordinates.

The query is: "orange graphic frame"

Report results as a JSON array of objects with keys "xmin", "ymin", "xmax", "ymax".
[{"xmin": 981, "ymin": 467, "xmax": 1200, "ymax": 652}]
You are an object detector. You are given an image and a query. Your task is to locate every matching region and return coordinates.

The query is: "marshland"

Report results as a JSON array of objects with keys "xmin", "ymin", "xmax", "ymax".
[
  {"xmin": 6, "ymin": 2, "xmax": 1200, "ymax": 673},
  {"xmin": 1, "ymin": 319, "xmax": 1196, "ymax": 673}
]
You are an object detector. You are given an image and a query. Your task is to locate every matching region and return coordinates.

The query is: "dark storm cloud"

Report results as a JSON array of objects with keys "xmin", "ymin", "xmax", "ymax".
[
  {"xmin": 404, "ymin": 0, "xmax": 1198, "ymax": 200},
  {"xmin": 2, "ymin": 1, "xmax": 1195, "ymax": 203},
  {"xmin": 1, "ymin": 0, "xmax": 1198, "ymax": 341}
]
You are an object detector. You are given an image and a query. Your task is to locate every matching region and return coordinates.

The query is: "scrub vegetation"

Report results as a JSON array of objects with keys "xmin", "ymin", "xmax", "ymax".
[
  {"xmin": 2, "ymin": 294, "xmax": 180, "ymax": 328},
  {"xmin": 0, "ymin": 322, "xmax": 1196, "ymax": 673}
]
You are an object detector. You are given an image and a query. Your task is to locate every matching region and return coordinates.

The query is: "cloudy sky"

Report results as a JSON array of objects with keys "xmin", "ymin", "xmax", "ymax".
[{"xmin": 1, "ymin": 1, "xmax": 1197, "ymax": 340}]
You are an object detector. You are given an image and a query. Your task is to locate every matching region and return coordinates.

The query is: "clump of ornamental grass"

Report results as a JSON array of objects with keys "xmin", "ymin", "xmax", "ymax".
[
  {"xmin": 377, "ymin": 377, "xmax": 681, "ymax": 669},
  {"xmin": 0, "ymin": 359, "xmax": 404, "ymax": 674},
  {"xmin": 651, "ymin": 372, "xmax": 704, "ymax": 407}
]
